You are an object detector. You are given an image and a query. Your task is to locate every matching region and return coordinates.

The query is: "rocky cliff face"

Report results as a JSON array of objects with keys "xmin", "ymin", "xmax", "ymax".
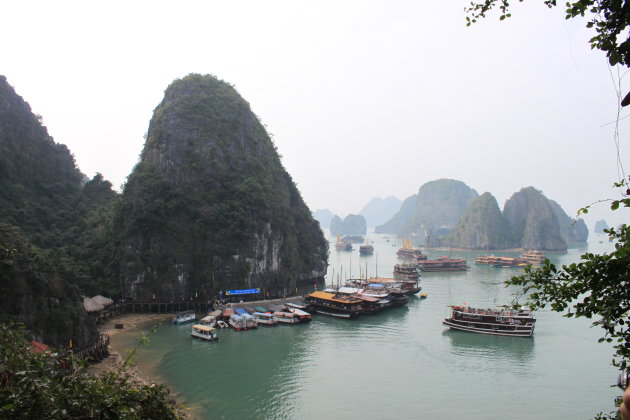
[
  {"xmin": 407, "ymin": 179, "xmax": 479, "ymax": 244},
  {"xmin": 0, "ymin": 76, "xmax": 100, "ymax": 347},
  {"xmin": 115, "ymin": 74, "xmax": 327, "ymax": 300},
  {"xmin": 375, "ymin": 194, "xmax": 417, "ymax": 234},
  {"xmin": 503, "ymin": 187, "xmax": 566, "ymax": 251},
  {"xmin": 330, "ymin": 214, "xmax": 367, "ymax": 235},
  {"xmin": 442, "ymin": 192, "xmax": 516, "ymax": 249},
  {"xmin": 548, "ymin": 200, "xmax": 589, "ymax": 242}
]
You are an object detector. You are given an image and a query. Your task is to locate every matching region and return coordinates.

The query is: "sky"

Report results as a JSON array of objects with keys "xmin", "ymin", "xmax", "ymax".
[{"xmin": 2, "ymin": 0, "xmax": 630, "ymax": 229}]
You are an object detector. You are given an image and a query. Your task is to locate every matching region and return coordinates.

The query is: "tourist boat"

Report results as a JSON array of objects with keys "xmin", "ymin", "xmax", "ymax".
[
  {"xmin": 348, "ymin": 276, "xmax": 421, "ymax": 297},
  {"xmin": 420, "ymin": 292, "xmax": 427, "ymax": 299},
  {"xmin": 335, "ymin": 234, "xmax": 353, "ymax": 251},
  {"xmin": 287, "ymin": 307, "xmax": 312, "ymax": 323},
  {"xmin": 285, "ymin": 302, "xmax": 308, "ymax": 311},
  {"xmin": 474, "ymin": 255, "xmax": 496, "ymax": 265},
  {"xmin": 191, "ymin": 324, "xmax": 219, "ymax": 341},
  {"xmin": 252, "ymin": 312, "xmax": 278, "ymax": 326},
  {"xmin": 359, "ymin": 237, "xmax": 374, "ymax": 256},
  {"xmin": 520, "ymin": 250, "xmax": 546, "ymax": 264},
  {"xmin": 304, "ymin": 291, "xmax": 363, "ymax": 318},
  {"xmin": 228, "ymin": 314, "xmax": 249, "ymax": 331},
  {"xmin": 274, "ymin": 311, "xmax": 300, "ymax": 325},
  {"xmin": 173, "ymin": 310, "xmax": 196, "ymax": 324},
  {"xmin": 393, "ymin": 264, "xmax": 420, "ymax": 281},
  {"xmin": 442, "ymin": 305, "xmax": 536, "ymax": 337},
  {"xmin": 342, "ymin": 235, "xmax": 364, "ymax": 243},
  {"xmin": 396, "ymin": 238, "xmax": 426, "ymax": 260},
  {"xmin": 241, "ymin": 313, "xmax": 258, "ymax": 329},
  {"xmin": 417, "ymin": 257, "xmax": 469, "ymax": 272},
  {"xmin": 490, "ymin": 257, "xmax": 529, "ymax": 268},
  {"xmin": 199, "ymin": 315, "xmax": 217, "ymax": 327},
  {"xmin": 216, "ymin": 320, "xmax": 229, "ymax": 328},
  {"xmin": 254, "ymin": 306, "xmax": 271, "ymax": 314}
]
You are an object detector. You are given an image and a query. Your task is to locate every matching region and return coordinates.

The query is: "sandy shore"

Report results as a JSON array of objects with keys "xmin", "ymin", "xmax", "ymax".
[
  {"xmin": 87, "ymin": 313, "xmax": 170, "ymax": 379},
  {"xmin": 87, "ymin": 313, "xmax": 192, "ymax": 418}
]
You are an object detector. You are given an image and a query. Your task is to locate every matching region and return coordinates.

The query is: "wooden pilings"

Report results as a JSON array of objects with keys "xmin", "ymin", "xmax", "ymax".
[{"xmin": 119, "ymin": 301, "xmax": 211, "ymax": 314}]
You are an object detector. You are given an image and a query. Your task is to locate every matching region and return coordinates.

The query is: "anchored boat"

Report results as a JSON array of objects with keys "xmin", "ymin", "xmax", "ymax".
[
  {"xmin": 443, "ymin": 305, "xmax": 536, "ymax": 337},
  {"xmin": 191, "ymin": 324, "xmax": 219, "ymax": 341}
]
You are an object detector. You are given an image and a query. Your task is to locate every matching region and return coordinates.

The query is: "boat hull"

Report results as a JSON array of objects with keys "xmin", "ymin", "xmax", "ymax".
[{"xmin": 442, "ymin": 319, "xmax": 534, "ymax": 337}]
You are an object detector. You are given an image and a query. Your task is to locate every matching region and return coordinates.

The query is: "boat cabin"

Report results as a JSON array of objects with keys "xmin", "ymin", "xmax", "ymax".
[{"xmin": 191, "ymin": 324, "xmax": 219, "ymax": 341}]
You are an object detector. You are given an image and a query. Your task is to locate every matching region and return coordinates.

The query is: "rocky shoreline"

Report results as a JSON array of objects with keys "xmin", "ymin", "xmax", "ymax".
[{"xmin": 87, "ymin": 314, "xmax": 192, "ymax": 418}]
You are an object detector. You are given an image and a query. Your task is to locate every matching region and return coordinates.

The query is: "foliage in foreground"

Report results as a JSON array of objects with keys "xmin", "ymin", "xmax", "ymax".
[
  {"xmin": 506, "ymin": 179, "xmax": 630, "ymax": 418},
  {"xmin": 0, "ymin": 323, "xmax": 184, "ymax": 419},
  {"xmin": 465, "ymin": 0, "xmax": 630, "ymax": 67}
]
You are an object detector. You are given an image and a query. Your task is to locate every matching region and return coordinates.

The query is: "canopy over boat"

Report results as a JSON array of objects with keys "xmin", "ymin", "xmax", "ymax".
[
  {"xmin": 254, "ymin": 306, "xmax": 269, "ymax": 313},
  {"xmin": 192, "ymin": 324, "xmax": 216, "ymax": 332},
  {"xmin": 235, "ymin": 308, "xmax": 248, "ymax": 315}
]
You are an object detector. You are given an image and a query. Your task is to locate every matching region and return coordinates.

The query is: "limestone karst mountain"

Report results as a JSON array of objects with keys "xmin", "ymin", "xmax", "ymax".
[
  {"xmin": 375, "ymin": 194, "xmax": 417, "ymax": 234},
  {"xmin": 503, "ymin": 187, "xmax": 567, "ymax": 251},
  {"xmin": 440, "ymin": 192, "xmax": 516, "ymax": 249},
  {"xmin": 359, "ymin": 196, "xmax": 402, "ymax": 227},
  {"xmin": 0, "ymin": 76, "xmax": 103, "ymax": 347},
  {"xmin": 330, "ymin": 214, "xmax": 367, "ymax": 235},
  {"xmin": 115, "ymin": 74, "xmax": 328, "ymax": 300}
]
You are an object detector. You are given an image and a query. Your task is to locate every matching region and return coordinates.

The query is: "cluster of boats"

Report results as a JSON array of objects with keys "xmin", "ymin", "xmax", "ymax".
[
  {"xmin": 175, "ymin": 303, "xmax": 313, "ymax": 341},
  {"xmin": 475, "ymin": 250, "xmax": 547, "ymax": 268},
  {"xmin": 335, "ymin": 234, "xmax": 375, "ymax": 255},
  {"xmin": 304, "ymin": 277, "xmax": 422, "ymax": 319}
]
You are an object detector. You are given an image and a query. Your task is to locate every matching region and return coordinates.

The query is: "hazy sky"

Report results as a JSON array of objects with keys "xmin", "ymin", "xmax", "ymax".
[{"xmin": 3, "ymin": 1, "xmax": 629, "ymax": 228}]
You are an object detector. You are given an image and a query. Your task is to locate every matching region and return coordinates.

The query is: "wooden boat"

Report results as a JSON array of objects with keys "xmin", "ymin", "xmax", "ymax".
[
  {"xmin": 240, "ymin": 313, "xmax": 258, "ymax": 329},
  {"xmin": 342, "ymin": 235, "xmax": 364, "ymax": 243},
  {"xmin": 335, "ymin": 234, "xmax": 353, "ymax": 251},
  {"xmin": 304, "ymin": 291, "xmax": 362, "ymax": 318},
  {"xmin": 228, "ymin": 314, "xmax": 248, "ymax": 330},
  {"xmin": 173, "ymin": 310, "xmax": 196, "ymax": 324},
  {"xmin": 490, "ymin": 256, "xmax": 529, "ymax": 268},
  {"xmin": 287, "ymin": 307, "xmax": 312, "ymax": 323},
  {"xmin": 520, "ymin": 250, "xmax": 546, "ymax": 264},
  {"xmin": 474, "ymin": 255, "xmax": 496, "ymax": 265},
  {"xmin": 443, "ymin": 305, "xmax": 536, "ymax": 337},
  {"xmin": 216, "ymin": 320, "xmax": 228, "ymax": 328},
  {"xmin": 191, "ymin": 324, "xmax": 219, "ymax": 341},
  {"xmin": 396, "ymin": 238, "xmax": 426, "ymax": 260},
  {"xmin": 359, "ymin": 238, "xmax": 374, "ymax": 256},
  {"xmin": 417, "ymin": 257, "xmax": 469, "ymax": 272},
  {"xmin": 199, "ymin": 315, "xmax": 217, "ymax": 327},
  {"xmin": 274, "ymin": 311, "xmax": 300, "ymax": 325},
  {"xmin": 393, "ymin": 263, "xmax": 420, "ymax": 281},
  {"xmin": 252, "ymin": 312, "xmax": 278, "ymax": 326}
]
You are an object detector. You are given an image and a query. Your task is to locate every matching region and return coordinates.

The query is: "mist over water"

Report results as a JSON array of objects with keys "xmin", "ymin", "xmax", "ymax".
[{"xmin": 112, "ymin": 232, "xmax": 618, "ymax": 419}]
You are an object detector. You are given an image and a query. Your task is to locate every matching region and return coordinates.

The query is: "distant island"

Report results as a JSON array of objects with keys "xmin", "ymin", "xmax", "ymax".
[
  {"xmin": 375, "ymin": 179, "xmax": 588, "ymax": 251},
  {"xmin": 330, "ymin": 214, "xmax": 367, "ymax": 235}
]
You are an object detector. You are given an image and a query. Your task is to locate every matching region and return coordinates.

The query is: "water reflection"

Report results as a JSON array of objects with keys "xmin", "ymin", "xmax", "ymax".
[{"xmin": 443, "ymin": 329, "xmax": 535, "ymax": 375}]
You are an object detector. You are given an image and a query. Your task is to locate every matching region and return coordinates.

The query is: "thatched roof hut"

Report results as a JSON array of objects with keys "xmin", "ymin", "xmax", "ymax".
[{"xmin": 83, "ymin": 296, "xmax": 113, "ymax": 313}]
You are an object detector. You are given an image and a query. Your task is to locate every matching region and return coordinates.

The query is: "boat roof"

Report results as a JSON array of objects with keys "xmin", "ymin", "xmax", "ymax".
[
  {"xmin": 254, "ymin": 306, "xmax": 269, "ymax": 312},
  {"xmin": 308, "ymin": 291, "xmax": 362, "ymax": 303},
  {"xmin": 222, "ymin": 309, "xmax": 235, "ymax": 316},
  {"xmin": 230, "ymin": 314, "xmax": 243, "ymax": 320},
  {"xmin": 274, "ymin": 311, "xmax": 294, "ymax": 317},
  {"xmin": 253, "ymin": 312, "xmax": 274, "ymax": 317},
  {"xmin": 192, "ymin": 324, "xmax": 215, "ymax": 332},
  {"xmin": 350, "ymin": 294, "xmax": 379, "ymax": 303},
  {"xmin": 235, "ymin": 308, "xmax": 248, "ymax": 315},
  {"xmin": 200, "ymin": 315, "xmax": 214, "ymax": 322},
  {"xmin": 338, "ymin": 286, "xmax": 360, "ymax": 294},
  {"xmin": 289, "ymin": 308, "xmax": 310, "ymax": 316}
]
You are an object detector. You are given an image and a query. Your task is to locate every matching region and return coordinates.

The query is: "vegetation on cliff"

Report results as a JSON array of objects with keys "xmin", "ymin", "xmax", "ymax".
[
  {"xmin": 115, "ymin": 74, "xmax": 327, "ymax": 300},
  {"xmin": 0, "ymin": 76, "xmax": 116, "ymax": 347},
  {"xmin": 406, "ymin": 179, "xmax": 479, "ymax": 243},
  {"xmin": 503, "ymin": 187, "xmax": 566, "ymax": 251},
  {"xmin": 441, "ymin": 192, "xmax": 515, "ymax": 249}
]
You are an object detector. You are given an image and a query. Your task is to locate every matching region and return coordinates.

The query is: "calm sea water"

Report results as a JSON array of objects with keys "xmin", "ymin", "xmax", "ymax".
[{"xmin": 111, "ymin": 231, "xmax": 620, "ymax": 419}]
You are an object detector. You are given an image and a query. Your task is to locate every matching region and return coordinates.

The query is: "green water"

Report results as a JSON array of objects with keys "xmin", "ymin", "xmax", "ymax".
[{"xmin": 112, "ymin": 233, "xmax": 620, "ymax": 419}]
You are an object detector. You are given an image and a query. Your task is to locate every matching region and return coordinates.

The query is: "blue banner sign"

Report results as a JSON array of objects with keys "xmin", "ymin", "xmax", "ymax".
[{"xmin": 225, "ymin": 288, "xmax": 260, "ymax": 296}]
